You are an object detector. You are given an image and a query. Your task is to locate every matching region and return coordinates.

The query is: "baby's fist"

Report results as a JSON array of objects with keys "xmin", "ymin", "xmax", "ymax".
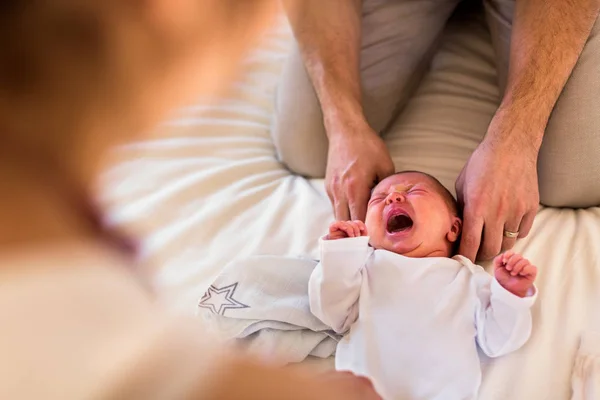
[
  {"xmin": 327, "ymin": 220, "xmax": 367, "ymax": 240},
  {"xmin": 494, "ymin": 251, "xmax": 537, "ymax": 298}
]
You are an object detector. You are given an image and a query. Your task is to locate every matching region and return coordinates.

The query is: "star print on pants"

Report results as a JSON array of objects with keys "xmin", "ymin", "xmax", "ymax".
[{"xmin": 198, "ymin": 282, "xmax": 250, "ymax": 316}]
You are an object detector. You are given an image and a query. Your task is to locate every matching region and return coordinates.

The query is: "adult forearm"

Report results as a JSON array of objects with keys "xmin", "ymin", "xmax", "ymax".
[
  {"xmin": 493, "ymin": 0, "xmax": 600, "ymax": 150},
  {"xmin": 282, "ymin": 0, "xmax": 366, "ymax": 138}
]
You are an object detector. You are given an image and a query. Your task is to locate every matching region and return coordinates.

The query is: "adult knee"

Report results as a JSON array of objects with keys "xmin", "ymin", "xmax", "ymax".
[
  {"xmin": 270, "ymin": 110, "xmax": 328, "ymax": 179},
  {"xmin": 538, "ymin": 146, "xmax": 600, "ymax": 209},
  {"xmin": 270, "ymin": 43, "xmax": 329, "ymax": 179}
]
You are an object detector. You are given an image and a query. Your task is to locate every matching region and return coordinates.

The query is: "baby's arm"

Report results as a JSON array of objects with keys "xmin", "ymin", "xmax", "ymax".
[
  {"xmin": 308, "ymin": 221, "xmax": 371, "ymax": 334},
  {"xmin": 473, "ymin": 254, "xmax": 538, "ymax": 357}
]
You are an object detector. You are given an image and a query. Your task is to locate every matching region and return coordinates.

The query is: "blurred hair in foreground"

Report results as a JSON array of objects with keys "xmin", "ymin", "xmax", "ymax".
[
  {"xmin": 0, "ymin": 1, "xmax": 383, "ymax": 399},
  {"xmin": 0, "ymin": 0, "xmax": 278, "ymax": 183}
]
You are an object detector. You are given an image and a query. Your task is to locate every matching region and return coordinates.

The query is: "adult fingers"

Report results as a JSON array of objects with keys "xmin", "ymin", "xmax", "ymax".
[
  {"xmin": 332, "ymin": 190, "xmax": 350, "ymax": 221},
  {"xmin": 501, "ymin": 216, "xmax": 523, "ymax": 252},
  {"xmin": 454, "ymin": 170, "xmax": 467, "ymax": 208},
  {"xmin": 458, "ymin": 206, "xmax": 484, "ymax": 262},
  {"xmin": 479, "ymin": 220, "xmax": 504, "ymax": 261},
  {"xmin": 518, "ymin": 210, "xmax": 536, "ymax": 239},
  {"xmin": 378, "ymin": 162, "xmax": 396, "ymax": 183},
  {"xmin": 348, "ymin": 181, "xmax": 370, "ymax": 222}
]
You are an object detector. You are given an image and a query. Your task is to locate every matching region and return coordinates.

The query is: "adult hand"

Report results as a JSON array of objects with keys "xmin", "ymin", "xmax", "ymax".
[
  {"xmin": 455, "ymin": 121, "xmax": 540, "ymax": 262},
  {"xmin": 326, "ymin": 122, "xmax": 395, "ymax": 221}
]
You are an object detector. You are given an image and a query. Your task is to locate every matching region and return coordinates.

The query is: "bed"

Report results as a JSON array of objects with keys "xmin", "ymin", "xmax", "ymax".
[{"xmin": 99, "ymin": 8, "xmax": 600, "ymax": 400}]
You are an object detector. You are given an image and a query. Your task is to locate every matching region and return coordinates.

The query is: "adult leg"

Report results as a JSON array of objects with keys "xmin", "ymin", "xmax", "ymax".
[
  {"xmin": 271, "ymin": 0, "xmax": 462, "ymax": 178},
  {"xmin": 383, "ymin": 1, "xmax": 500, "ymax": 195},
  {"xmin": 485, "ymin": 0, "xmax": 600, "ymax": 208}
]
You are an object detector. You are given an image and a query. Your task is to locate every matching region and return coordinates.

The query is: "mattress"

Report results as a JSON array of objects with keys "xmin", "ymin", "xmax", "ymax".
[{"xmin": 99, "ymin": 10, "xmax": 600, "ymax": 400}]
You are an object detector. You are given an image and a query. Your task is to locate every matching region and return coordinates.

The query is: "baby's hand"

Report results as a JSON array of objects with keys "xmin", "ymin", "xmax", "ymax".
[
  {"xmin": 493, "ymin": 251, "xmax": 538, "ymax": 298},
  {"xmin": 327, "ymin": 220, "xmax": 368, "ymax": 240}
]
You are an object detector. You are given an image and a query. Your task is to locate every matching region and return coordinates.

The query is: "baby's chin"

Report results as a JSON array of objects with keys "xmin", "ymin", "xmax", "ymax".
[
  {"xmin": 370, "ymin": 237, "xmax": 452, "ymax": 258},
  {"xmin": 369, "ymin": 236, "xmax": 418, "ymax": 255}
]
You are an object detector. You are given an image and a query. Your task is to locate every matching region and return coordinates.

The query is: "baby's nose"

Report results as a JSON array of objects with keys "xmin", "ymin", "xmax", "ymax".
[{"xmin": 386, "ymin": 192, "xmax": 405, "ymax": 204}]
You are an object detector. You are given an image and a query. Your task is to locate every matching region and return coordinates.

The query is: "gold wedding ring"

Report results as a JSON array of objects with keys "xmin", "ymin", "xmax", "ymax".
[{"xmin": 503, "ymin": 230, "xmax": 519, "ymax": 239}]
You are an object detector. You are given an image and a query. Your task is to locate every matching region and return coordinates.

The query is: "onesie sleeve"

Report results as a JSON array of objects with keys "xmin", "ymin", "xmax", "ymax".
[
  {"xmin": 308, "ymin": 235, "xmax": 372, "ymax": 334},
  {"xmin": 473, "ymin": 269, "xmax": 538, "ymax": 358}
]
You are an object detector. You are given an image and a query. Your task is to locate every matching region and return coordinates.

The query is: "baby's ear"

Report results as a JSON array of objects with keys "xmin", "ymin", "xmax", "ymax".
[{"xmin": 446, "ymin": 216, "xmax": 462, "ymax": 243}]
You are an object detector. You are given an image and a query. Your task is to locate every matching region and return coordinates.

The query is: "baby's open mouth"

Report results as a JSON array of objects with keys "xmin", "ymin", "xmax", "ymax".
[{"xmin": 386, "ymin": 213, "xmax": 413, "ymax": 233}]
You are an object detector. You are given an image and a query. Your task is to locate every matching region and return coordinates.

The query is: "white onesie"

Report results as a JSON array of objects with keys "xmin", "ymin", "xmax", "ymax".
[{"xmin": 308, "ymin": 236, "xmax": 537, "ymax": 400}]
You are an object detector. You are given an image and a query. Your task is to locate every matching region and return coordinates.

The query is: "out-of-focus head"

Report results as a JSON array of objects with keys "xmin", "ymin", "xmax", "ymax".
[
  {"xmin": 365, "ymin": 171, "xmax": 462, "ymax": 258},
  {"xmin": 0, "ymin": 0, "xmax": 276, "ymax": 180}
]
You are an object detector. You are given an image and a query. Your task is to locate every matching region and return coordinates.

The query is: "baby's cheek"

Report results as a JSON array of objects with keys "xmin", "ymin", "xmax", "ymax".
[
  {"xmin": 365, "ymin": 222, "xmax": 383, "ymax": 243},
  {"xmin": 367, "ymin": 236, "xmax": 382, "ymax": 251},
  {"xmin": 364, "ymin": 209, "xmax": 381, "ymax": 232},
  {"xmin": 366, "ymin": 229, "xmax": 385, "ymax": 249}
]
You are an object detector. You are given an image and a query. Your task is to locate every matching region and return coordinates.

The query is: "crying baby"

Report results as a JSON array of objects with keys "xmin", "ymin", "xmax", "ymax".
[{"xmin": 309, "ymin": 171, "xmax": 538, "ymax": 400}]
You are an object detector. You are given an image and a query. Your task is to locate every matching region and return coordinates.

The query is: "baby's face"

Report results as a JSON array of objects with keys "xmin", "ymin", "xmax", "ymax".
[{"xmin": 365, "ymin": 172, "xmax": 462, "ymax": 258}]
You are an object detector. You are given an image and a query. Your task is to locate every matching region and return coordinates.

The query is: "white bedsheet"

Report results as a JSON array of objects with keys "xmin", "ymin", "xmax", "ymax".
[{"xmin": 99, "ymin": 12, "xmax": 600, "ymax": 400}]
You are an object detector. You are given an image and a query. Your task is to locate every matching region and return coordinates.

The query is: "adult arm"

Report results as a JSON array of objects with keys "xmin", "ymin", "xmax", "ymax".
[
  {"xmin": 282, "ymin": 0, "xmax": 395, "ymax": 221},
  {"xmin": 457, "ymin": 0, "xmax": 600, "ymax": 261}
]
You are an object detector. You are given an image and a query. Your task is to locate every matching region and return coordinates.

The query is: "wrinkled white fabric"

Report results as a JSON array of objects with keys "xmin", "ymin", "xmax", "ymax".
[
  {"xmin": 99, "ymin": 11, "xmax": 600, "ymax": 400},
  {"xmin": 572, "ymin": 332, "xmax": 600, "ymax": 400}
]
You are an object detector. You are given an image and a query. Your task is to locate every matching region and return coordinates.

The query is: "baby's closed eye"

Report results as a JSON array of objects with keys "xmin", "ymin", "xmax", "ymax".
[{"xmin": 368, "ymin": 196, "xmax": 385, "ymax": 206}]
